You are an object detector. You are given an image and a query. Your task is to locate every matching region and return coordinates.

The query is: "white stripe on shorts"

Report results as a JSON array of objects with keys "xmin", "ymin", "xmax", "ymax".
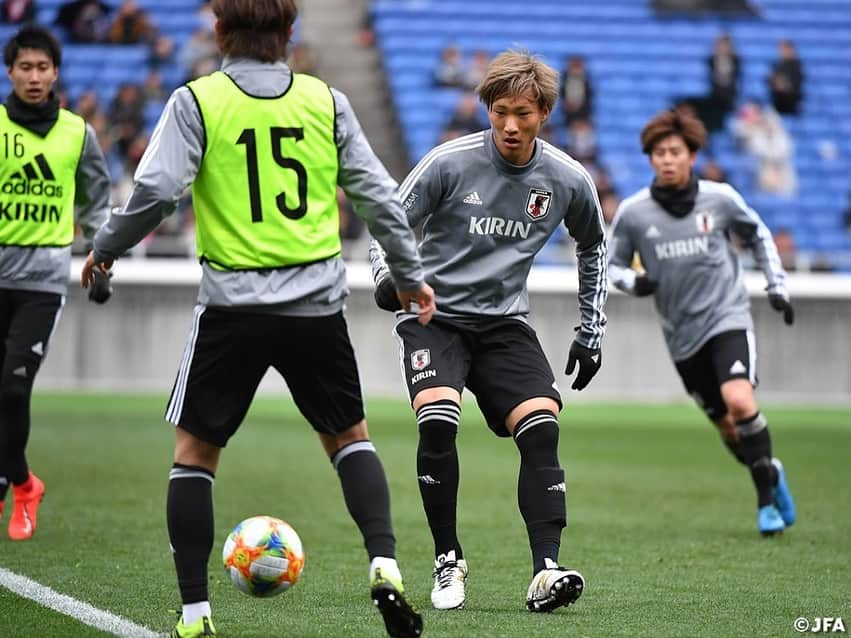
[{"xmin": 166, "ymin": 304, "xmax": 206, "ymax": 424}]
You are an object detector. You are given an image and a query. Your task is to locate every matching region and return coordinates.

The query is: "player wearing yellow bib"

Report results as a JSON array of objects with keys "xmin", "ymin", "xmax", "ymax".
[
  {"xmin": 0, "ymin": 26, "xmax": 111, "ymax": 542},
  {"xmin": 81, "ymin": 2, "xmax": 433, "ymax": 637}
]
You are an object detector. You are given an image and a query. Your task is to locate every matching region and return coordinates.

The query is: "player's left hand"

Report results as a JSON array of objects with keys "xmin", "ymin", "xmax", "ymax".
[
  {"xmin": 565, "ymin": 340, "xmax": 602, "ymax": 391},
  {"xmin": 768, "ymin": 293, "xmax": 794, "ymax": 325}
]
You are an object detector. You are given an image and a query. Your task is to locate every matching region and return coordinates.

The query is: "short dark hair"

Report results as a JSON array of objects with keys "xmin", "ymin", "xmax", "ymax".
[
  {"xmin": 640, "ymin": 110, "xmax": 707, "ymax": 155},
  {"xmin": 3, "ymin": 26, "xmax": 62, "ymax": 69},
  {"xmin": 211, "ymin": 0, "xmax": 297, "ymax": 63}
]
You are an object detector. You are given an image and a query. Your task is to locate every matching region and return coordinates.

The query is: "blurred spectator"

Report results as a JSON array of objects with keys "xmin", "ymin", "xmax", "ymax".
[
  {"xmin": 55, "ymin": 0, "xmax": 110, "ymax": 43},
  {"xmin": 560, "ymin": 55, "xmax": 593, "ymax": 125},
  {"xmin": 1, "ymin": 0, "xmax": 37, "ymax": 24},
  {"xmin": 433, "ymin": 44, "xmax": 465, "ymax": 88},
  {"xmin": 768, "ymin": 39, "xmax": 804, "ymax": 115},
  {"xmin": 733, "ymin": 101, "xmax": 797, "ymax": 196},
  {"xmin": 699, "ymin": 158, "xmax": 729, "ymax": 183},
  {"xmin": 142, "ymin": 69, "xmax": 166, "ymax": 102},
  {"xmin": 107, "ymin": 0, "xmax": 155, "ymax": 45},
  {"xmin": 705, "ymin": 33, "xmax": 740, "ymax": 130},
  {"xmin": 107, "ymin": 82, "xmax": 145, "ymax": 156},
  {"xmin": 441, "ymin": 92, "xmax": 485, "ymax": 142},
  {"xmin": 463, "ymin": 49, "xmax": 490, "ymax": 91},
  {"xmin": 356, "ymin": 6, "xmax": 375, "ymax": 48},
  {"xmin": 773, "ymin": 228, "xmax": 797, "ymax": 271},
  {"xmin": 565, "ymin": 118, "xmax": 597, "ymax": 164},
  {"xmin": 74, "ymin": 90, "xmax": 101, "ymax": 122},
  {"xmin": 288, "ymin": 42, "xmax": 318, "ymax": 75},
  {"xmin": 148, "ymin": 33, "xmax": 175, "ymax": 68},
  {"xmin": 179, "ymin": 2, "xmax": 220, "ymax": 81}
]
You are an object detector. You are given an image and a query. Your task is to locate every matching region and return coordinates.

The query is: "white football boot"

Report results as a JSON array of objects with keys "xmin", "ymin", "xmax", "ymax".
[
  {"xmin": 525, "ymin": 558, "xmax": 584, "ymax": 613},
  {"xmin": 430, "ymin": 550, "xmax": 468, "ymax": 610}
]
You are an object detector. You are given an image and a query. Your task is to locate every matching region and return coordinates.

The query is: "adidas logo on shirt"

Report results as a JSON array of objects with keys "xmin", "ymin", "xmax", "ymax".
[
  {"xmin": 463, "ymin": 191, "xmax": 483, "ymax": 205},
  {"xmin": 1, "ymin": 153, "xmax": 64, "ymax": 198},
  {"xmin": 729, "ymin": 360, "xmax": 747, "ymax": 374},
  {"xmin": 645, "ymin": 225, "xmax": 661, "ymax": 238}
]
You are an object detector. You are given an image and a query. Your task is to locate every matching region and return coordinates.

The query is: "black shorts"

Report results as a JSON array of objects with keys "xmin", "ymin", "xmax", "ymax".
[
  {"xmin": 394, "ymin": 316, "xmax": 562, "ymax": 437},
  {"xmin": 674, "ymin": 329, "xmax": 756, "ymax": 420},
  {"xmin": 0, "ymin": 288, "xmax": 64, "ymax": 392},
  {"xmin": 166, "ymin": 307, "xmax": 364, "ymax": 447}
]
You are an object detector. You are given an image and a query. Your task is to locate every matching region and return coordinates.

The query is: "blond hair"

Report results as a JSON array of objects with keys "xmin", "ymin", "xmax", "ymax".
[{"xmin": 476, "ymin": 50, "xmax": 559, "ymax": 112}]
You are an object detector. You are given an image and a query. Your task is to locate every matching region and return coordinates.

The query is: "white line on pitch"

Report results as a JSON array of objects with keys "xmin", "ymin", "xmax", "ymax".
[{"xmin": 0, "ymin": 567, "xmax": 163, "ymax": 638}]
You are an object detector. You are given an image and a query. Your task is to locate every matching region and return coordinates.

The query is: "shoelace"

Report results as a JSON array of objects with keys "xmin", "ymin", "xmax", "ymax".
[{"xmin": 433, "ymin": 561, "xmax": 459, "ymax": 589}]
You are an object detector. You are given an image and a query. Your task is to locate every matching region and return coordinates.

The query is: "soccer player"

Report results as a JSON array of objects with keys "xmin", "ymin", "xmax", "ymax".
[
  {"xmin": 0, "ymin": 25, "xmax": 111, "ymax": 541},
  {"xmin": 607, "ymin": 109, "xmax": 796, "ymax": 536},
  {"xmin": 370, "ymin": 50, "xmax": 608, "ymax": 612},
  {"xmin": 81, "ymin": 1, "xmax": 433, "ymax": 637}
]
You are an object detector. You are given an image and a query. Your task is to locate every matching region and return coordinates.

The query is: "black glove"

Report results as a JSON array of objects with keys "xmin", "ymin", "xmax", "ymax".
[
  {"xmin": 634, "ymin": 274, "xmax": 657, "ymax": 297},
  {"xmin": 565, "ymin": 340, "xmax": 602, "ymax": 391},
  {"xmin": 374, "ymin": 276, "xmax": 402, "ymax": 312},
  {"xmin": 88, "ymin": 269, "xmax": 113, "ymax": 304},
  {"xmin": 768, "ymin": 293, "xmax": 794, "ymax": 325}
]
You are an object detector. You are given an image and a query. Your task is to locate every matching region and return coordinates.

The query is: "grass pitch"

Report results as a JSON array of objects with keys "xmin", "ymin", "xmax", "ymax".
[{"xmin": 0, "ymin": 394, "xmax": 848, "ymax": 637}]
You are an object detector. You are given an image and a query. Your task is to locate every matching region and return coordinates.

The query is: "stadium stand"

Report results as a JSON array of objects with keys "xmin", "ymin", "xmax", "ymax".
[
  {"xmin": 1, "ymin": 0, "xmax": 848, "ymax": 269},
  {"xmin": 371, "ymin": 0, "xmax": 851, "ymax": 271}
]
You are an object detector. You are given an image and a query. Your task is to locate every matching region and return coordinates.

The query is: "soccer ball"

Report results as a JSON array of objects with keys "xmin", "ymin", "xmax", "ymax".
[{"xmin": 222, "ymin": 515, "xmax": 305, "ymax": 597}]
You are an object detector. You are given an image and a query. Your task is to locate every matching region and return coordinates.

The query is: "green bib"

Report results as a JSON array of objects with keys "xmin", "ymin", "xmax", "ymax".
[
  {"xmin": 188, "ymin": 71, "xmax": 341, "ymax": 270},
  {"xmin": 0, "ymin": 107, "xmax": 85, "ymax": 247}
]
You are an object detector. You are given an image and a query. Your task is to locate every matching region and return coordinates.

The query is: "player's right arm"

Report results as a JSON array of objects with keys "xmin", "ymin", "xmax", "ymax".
[
  {"xmin": 82, "ymin": 88, "xmax": 203, "ymax": 289},
  {"xmin": 91, "ymin": 87, "xmax": 203, "ymax": 265}
]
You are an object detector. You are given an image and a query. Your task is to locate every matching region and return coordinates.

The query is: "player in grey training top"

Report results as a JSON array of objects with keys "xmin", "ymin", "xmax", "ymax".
[
  {"xmin": 370, "ymin": 50, "xmax": 607, "ymax": 614},
  {"xmin": 608, "ymin": 109, "xmax": 796, "ymax": 537}
]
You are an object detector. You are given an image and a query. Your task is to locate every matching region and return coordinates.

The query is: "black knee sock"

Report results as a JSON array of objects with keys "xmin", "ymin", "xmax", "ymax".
[
  {"xmin": 167, "ymin": 464, "xmax": 215, "ymax": 604},
  {"xmin": 735, "ymin": 413, "xmax": 775, "ymax": 508},
  {"xmin": 332, "ymin": 441, "xmax": 395, "ymax": 560},
  {"xmin": 0, "ymin": 385, "xmax": 33, "ymax": 485},
  {"xmin": 415, "ymin": 400, "xmax": 462, "ymax": 560},
  {"xmin": 514, "ymin": 410, "xmax": 566, "ymax": 575}
]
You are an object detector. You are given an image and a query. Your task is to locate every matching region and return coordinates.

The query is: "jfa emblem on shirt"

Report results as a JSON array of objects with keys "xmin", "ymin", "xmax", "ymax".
[
  {"xmin": 695, "ymin": 210, "xmax": 715, "ymax": 233},
  {"xmin": 411, "ymin": 349, "xmax": 431, "ymax": 371},
  {"xmin": 525, "ymin": 188, "xmax": 553, "ymax": 221}
]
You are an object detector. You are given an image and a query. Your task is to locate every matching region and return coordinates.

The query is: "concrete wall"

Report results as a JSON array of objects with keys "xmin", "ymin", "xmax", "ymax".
[{"xmin": 37, "ymin": 260, "xmax": 851, "ymax": 405}]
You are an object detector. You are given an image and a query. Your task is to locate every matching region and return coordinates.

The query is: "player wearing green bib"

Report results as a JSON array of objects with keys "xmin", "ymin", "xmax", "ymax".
[
  {"xmin": 0, "ymin": 25, "xmax": 111, "ymax": 542},
  {"xmin": 82, "ymin": 2, "xmax": 433, "ymax": 637}
]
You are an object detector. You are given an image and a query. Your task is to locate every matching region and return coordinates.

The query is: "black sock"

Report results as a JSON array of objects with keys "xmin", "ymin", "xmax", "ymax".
[
  {"xmin": 735, "ymin": 413, "xmax": 775, "ymax": 508},
  {"xmin": 332, "ymin": 441, "xmax": 395, "ymax": 560},
  {"xmin": 415, "ymin": 400, "xmax": 462, "ymax": 560},
  {"xmin": 0, "ymin": 384, "xmax": 33, "ymax": 485},
  {"xmin": 0, "ymin": 477, "xmax": 7, "ymax": 503},
  {"xmin": 514, "ymin": 410, "xmax": 566, "ymax": 575},
  {"xmin": 167, "ymin": 464, "xmax": 215, "ymax": 604},
  {"xmin": 722, "ymin": 438, "xmax": 747, "ymax": 465}
]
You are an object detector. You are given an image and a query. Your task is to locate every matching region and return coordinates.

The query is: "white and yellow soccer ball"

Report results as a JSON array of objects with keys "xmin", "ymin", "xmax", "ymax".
[{"xmin": 222, "ymin": 515, "xmax": 305, "ymax": 597}]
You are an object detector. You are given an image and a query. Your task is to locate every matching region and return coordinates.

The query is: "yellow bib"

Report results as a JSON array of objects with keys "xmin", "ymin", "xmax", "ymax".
[{"xmin": 188, "ymin": 71, "xmax": 341, "ymax": 270}]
